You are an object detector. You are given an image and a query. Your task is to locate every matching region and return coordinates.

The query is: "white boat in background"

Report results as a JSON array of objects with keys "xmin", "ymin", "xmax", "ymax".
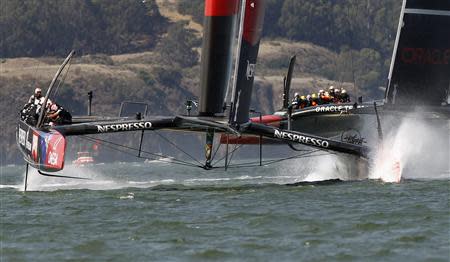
[{"xmin": 72, "ymin": 151, "xmax": 95, "ymax": 165}]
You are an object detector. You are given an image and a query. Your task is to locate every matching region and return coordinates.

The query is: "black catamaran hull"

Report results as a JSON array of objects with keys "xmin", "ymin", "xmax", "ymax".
[
  {"xmin": 16, "ymin": 0, "xmax": 449, "ymax": 184},
  {"xmin": 17, "ymin": 120, "xmax": 66, "ymax": 172}
]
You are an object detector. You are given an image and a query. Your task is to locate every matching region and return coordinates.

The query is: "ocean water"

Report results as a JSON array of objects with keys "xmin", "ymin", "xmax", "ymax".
[{"xmin": 1, "ymin": 161, "xmax": 449, "ymax": 262}]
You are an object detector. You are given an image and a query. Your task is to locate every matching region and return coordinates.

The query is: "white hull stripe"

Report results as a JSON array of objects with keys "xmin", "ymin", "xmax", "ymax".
[{"xmin": 404, "ymin": 9, "xmax": 450, "ymax": 16}]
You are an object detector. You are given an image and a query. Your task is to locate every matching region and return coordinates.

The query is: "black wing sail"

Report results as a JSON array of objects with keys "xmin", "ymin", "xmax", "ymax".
[
  {"xmin": 385, "ymin": 0, "xmax": 450, "ymax": 108},
  {"xmin": 230, "ymin": 0, "xmax": 266, "ymax": 125},
  {"xmin": 199, "ymin": 0, "xmax": 239, "ymax": 116}
]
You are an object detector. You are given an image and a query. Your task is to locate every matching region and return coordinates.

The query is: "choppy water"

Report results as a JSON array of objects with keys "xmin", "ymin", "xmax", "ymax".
[{"xmin": 1, "ymin": 162, "xmax": 449, "ymax": 261}]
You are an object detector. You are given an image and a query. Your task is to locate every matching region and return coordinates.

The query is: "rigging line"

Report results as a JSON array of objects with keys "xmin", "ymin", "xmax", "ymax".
[
  {"xmin": 225, "ymin": 142, "xmax": 243, "ymax": 168},
  {"xmin": 80, "ymin": 135, "xmax": 200, "ymax": 168},
  {"xmin": 151, "ymin": 130, "xmax": 205, "ymax": 167},
  {"xmin": 212, "ymin": 142, "xmax": 244, "ymax": 167},
  {"xmin": 224, "ymin": 151, "xmax": 333, "ymax": 169},
  {"xmin": 211, "ymin": 152, "xmax": 272, "ymax": 168},
  {"xmin": 210, "ymin": 138, "xmax": 222, "ymax": 164},
  {"xmin": 82, "ymin": 136, "xmax": 202, "ymax": 168},
  {"xmin": 209, "ymin": 130, "xmax": 240, "ymax": 165},
  {"xmin": 80, "ymin": 135, "xmax": 143, "ymax": 155},
  {"xmin": 216, "ymin": 152, "xmax": 332, "ymax": 169},
  {"xmin": 213, "ymin": 141, "xmax": 325, "ymax": 167},
  {"xmin": 52, "ymin": 61, "xmax": 72, "ymax": 100},
  {"xmin": 79, "ymin": 135, "xmax": 201, "ymax": 168}
]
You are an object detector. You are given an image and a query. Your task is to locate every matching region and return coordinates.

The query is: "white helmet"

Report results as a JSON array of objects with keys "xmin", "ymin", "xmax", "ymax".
[
  {"xmin": 294, "ymin": 92, "xmax": 299, "ymax": 97},
  {"xmin": 329, "ymin": 86, "xmax": 334, "ymax": 90},
  {"xmin": 34, "ymin": 88, "xmax": 42, "ymax": 94},
  {"xmin": 341, "ymin": 89, "xmax": 347, "ymax": 94}
]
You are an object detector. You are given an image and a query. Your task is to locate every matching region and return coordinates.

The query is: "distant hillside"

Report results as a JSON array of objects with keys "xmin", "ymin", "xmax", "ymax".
[{"xmin": 0, "ymin": 0, "xmax": 167, "ymax": 57}]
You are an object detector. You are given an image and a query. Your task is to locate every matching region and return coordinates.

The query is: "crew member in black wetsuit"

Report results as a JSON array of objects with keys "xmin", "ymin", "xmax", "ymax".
[
  {"xmin": 46, "ymin": 103, "xmax": 72, "ymax": 125},
  {"xmin": 333, "ymin": 88, "xmax": 341, "ymax": 103},
  {"xmin": 340, "ymin": 89, "xmax": 351, "ymax": 103},
  {"xmin": 292, "ymin": 92, "xmax": 301, "ymax": 109}
]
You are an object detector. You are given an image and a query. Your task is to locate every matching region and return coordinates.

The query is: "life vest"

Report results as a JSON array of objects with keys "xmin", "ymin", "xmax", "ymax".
[{"xmin": 311, "ymin": 94, "xmax": 319, "ymax": 106}]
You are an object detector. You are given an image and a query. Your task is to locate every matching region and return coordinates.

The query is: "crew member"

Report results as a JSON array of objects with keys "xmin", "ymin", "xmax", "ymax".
[
  {"xmin": 340, "ymin": 89, "xmax": 351, "ymax": 103},
  {"xmin": 334, "ymin": 88, "xmax": 341, "ymax": 103},
  {"xmin": 311, "ymin": 93, "xmax": 319, "ymax": 106},
  {"xmin": 292, "ymin": 92, "xmax": 301, "ymax": 109},
  {"xmin": 328, "ymin": 86, "xmax": 335, "ymax": 101},
  {"xmin": 22, "ymin": 87, "xmax": 51, "ymax": 126},
  {"xmin": 306, "ymin": 94, "xmax": 312, "ymax": 107},
  {"xmin": 321, "ymin": 91, "xmax": 332, "ymax": 104},
  {"xmin": 317, "ymin": 90, "xmax": 325, "ymax": 105},
  {"xmin": 46, "ymin": 103, "xmax": 72, "ymax": 125},
  {"xmin": 299, "ymin": 95, "xmax": 308, "ymax": 108},
  {"xmin": 28, "ymin": 87, "xmax": 52, "ymax": 113},
  {"xmin": 28, "ymin": 87, "xmax": 52, "ymax": 105},
  {"xmin": 28, "ymin": 88, "xmax": 43, "ymax": 104}
]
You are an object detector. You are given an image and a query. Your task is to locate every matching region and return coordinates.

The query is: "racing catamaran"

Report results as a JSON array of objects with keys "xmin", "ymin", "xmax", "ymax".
[{"xmin": 16, "ymin": 0, "xmax": 449, "ymax": 190}]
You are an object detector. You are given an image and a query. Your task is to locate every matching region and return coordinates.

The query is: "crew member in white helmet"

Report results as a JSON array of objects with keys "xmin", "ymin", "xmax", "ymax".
[
  {"xmin": 328, "ymin": 86, "xmax": 335, "ymax": 100},
  {"xmin": 22, "ymin": 87, "xmax": 51, "ymax": 125},
  {"xmin": 28, "ymin": 88, "xmax": 42, "ymax": 104},
  {"xmin": 292, "ymin": 92, "xmax": 301, "ymax": 108},
  {"xmin": 28, "ymin": 87, "xmax": 52, "ymax": 106}
]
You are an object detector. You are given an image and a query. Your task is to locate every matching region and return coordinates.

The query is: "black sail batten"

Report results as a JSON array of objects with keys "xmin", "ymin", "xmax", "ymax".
[
  {"xmin": 385, "ymin": 0, "xmax": 450, "ymax": 107},
  {"xmin": 230, "ymin": 0, "xmax": 267, "ymax": 125}
]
